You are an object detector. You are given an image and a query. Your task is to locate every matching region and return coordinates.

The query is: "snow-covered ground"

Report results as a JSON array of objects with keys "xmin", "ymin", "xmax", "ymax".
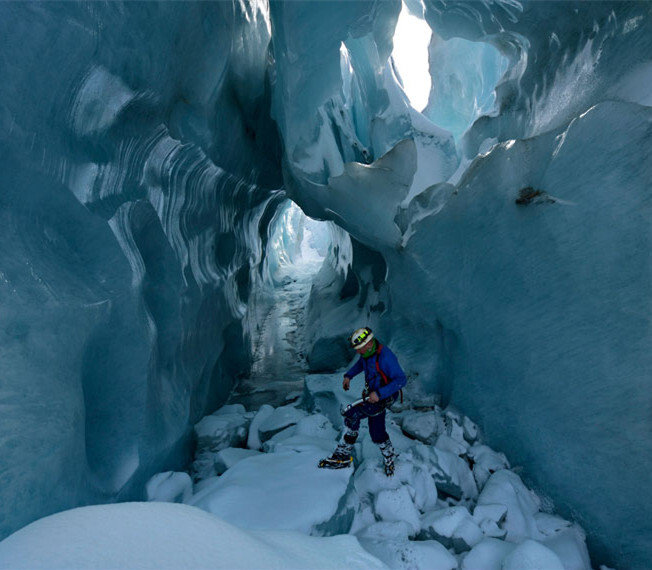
[{"xmin": 0, "ymin": 374, "xmax": 594, "ymax": 569}]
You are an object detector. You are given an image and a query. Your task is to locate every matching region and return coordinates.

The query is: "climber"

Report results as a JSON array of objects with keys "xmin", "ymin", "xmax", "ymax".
[{"xmin": 318, "ymin": 327, "xmax": 406, "ymax": 476}]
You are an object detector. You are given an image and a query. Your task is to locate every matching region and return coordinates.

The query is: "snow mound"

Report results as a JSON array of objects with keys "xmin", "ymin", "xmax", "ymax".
[{"xmin": 0, "ymin": 502, "xmax": 387, "ymax": 569}]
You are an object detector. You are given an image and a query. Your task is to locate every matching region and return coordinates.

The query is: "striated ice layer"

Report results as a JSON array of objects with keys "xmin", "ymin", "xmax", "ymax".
[{"xmin": 0, "ymin": 0, "xmax": 282, "ymax": 540}]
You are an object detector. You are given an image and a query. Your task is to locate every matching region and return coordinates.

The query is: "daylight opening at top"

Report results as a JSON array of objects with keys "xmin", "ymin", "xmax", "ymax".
[{"xmin": 391, "ymin": 1, "xmax": 432, "ymax": 112}]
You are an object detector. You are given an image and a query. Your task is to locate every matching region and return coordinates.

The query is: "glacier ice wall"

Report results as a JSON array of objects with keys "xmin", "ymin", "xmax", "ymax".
[
  {"xmin": 2, "ymin": 0, "xmax": 652, "ymax": 568},
  {"xmin": 268, "ymin": 1, "xmax": 652, "ymax": 567},
  {"xmin": 0, "ymin": 0, "xmax": 284, "ymax": 540}
]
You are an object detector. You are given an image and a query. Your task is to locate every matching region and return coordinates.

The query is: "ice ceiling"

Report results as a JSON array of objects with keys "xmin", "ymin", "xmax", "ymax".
[{"xmin": 0, "ymin": 1, "xmax": 651, "ymax": 567}]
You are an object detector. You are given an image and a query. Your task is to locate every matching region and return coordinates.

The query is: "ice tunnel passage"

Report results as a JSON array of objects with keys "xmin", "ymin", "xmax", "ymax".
[{"xmin": 1, "ymin": 1, "xmax": 652, "ymax": 568}]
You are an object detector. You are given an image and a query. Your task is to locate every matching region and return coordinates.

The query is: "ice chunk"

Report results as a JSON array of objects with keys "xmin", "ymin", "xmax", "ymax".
[
  {"xmin": 431, "ymin": 447, "xmax": 478, "ymax": 501},
  {"xmin": 400, "ymin": 410, "xmax": 444, "ymax": 444},
  {"xmin": 258, "ymin": 405, "xmax": 308, "ymax": 441},
  {"xmin": 356, "ymin": 521, "xmax": 413, "ymax": 541},
  {"xmin": 472, "ymin": 503, "xmax": 507, "ymax": 538},
  {"xmin": 502, "ymin": 539, "xmax": 565, "ymax": 570},
  {"xmin": 461, "ymin": 538, "xmax": 516, "ymax": 570},
  {"xmin": 294, "ymin": 413, "xmax": 338, "ymax": 440},
  {"xmin": 192, "ymin": 409, "xmax": 251, "ymax": 480},
  {"xmin": 419, "ymin": 506, "xmax": 483, "ymax": 552},
  {"xmin": 247, "ymin": 404, "xmax": 275, "ymax": 450},
  {"xmin": 213, "ymin": 404, "xmax": 247, "ymax": 416},
  {"xmin": 477, "ymin": 470, "xmax": 543, "ymax": 542},
  {"xmin": 194, "ymin": 411, "xmax": 249, "ymax": 452},
  {"xmin": 543, "ymin": 527, "xmax": 592, "ymax": 570},
  {"xmin": 436, "ymin": 433, "xmax": 469, "ymax": 456},
  {"xmin": 462, "ymin": 417, "xmax": 479, "ymax": 443},
  {"xmin": 468, "ymin": 445, "xmax": 510, "ymax": 489},
  {"xmin": 374, "ymin": 487, "xmax": 421, "ymax": 536},
  {"xmin": 444, "ymin": 409, "xmax": 467, "ymax": 444},
  {"xmin": 213, "ymin": 448, "xmax": 262, "ymax": 476},
  {"xmin": 145, "ymin": 472, "xmax": 192, "ymax": 504},
  {"xmin": 359, "ymin": 538, "xmax": 457, "ymax": 570},
  {"xmin": 189, "ymin": 449, "xmax": 353, "ymax": 534}
]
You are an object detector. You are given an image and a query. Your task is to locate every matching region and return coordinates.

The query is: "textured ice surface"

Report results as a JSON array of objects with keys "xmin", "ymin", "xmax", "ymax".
[
  {"xmin": 1, "ymin": 0, "xmax": 652, "ymax": 567},
  {"xmin": 0, "ymin": 0, "xmax": 283, "ymax": 540}
]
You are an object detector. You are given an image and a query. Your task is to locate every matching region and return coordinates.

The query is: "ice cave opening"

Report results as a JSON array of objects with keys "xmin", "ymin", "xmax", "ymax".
[{"xmin": 228, "ymin": 201, "xmax": 336, "ymax": 409}]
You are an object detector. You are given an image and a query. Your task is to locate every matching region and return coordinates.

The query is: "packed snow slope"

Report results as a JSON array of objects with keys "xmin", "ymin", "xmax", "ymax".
[{"xmin": 0, "ymin": 1, "xmax": 650, "ymax": 568}]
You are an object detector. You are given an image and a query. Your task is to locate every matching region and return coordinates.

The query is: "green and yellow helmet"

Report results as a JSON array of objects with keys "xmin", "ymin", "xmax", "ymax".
[{"xmin": 350, "ymin": 327, "xmax": 374, "ymax": 349}]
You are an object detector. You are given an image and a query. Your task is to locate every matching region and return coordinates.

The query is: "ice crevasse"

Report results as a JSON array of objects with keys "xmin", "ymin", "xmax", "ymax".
[{"xmin": 0, "ymin": 1, "xmax": 651, "ymax": 569}]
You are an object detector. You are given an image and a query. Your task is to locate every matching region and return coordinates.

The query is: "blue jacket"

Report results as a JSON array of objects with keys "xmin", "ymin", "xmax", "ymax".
[{"xmin": 345, "ymin": 343, "xmax": 407, "ymax": 401}]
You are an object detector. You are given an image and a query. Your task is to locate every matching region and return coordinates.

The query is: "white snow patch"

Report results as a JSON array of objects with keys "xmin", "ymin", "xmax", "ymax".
[{"xmin": 0, "ymin": 503, "xmax": 386, "ymax": 569}]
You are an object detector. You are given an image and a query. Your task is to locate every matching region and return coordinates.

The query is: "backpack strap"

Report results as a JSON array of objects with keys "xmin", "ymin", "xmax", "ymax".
[{"xmin": 375, "ymin": 344, "xmax": 403, "ymax": 403}]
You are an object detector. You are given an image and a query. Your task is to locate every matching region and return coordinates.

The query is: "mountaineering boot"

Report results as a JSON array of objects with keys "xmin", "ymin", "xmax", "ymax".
[
  {"xmin": 378, "ymin": 439, "xmax": 396, "ymax": 477},
  {"xmin": 318, "ymin": 442, "xmax": 353, "ymax": 469},
  {"xmin": 318, "ymin": 430, "xmax": 358, "ymax": 469}
]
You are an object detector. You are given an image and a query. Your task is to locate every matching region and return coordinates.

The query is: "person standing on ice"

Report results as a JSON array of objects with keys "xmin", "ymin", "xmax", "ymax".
[{"xmin": 319, "ymin": 327, "xmax": 406, "ymax": 476}]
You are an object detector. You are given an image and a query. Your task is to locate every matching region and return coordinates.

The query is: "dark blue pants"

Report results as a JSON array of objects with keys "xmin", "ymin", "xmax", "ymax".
[{"xmin": 343, "ymin": 397, "xmax": 395, "ymax": 444}]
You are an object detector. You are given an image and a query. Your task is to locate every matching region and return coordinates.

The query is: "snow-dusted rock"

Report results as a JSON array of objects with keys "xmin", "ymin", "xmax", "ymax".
[
  {"xmin": 461, "ymin": 538, "xmax": 516, "ymax": 570},
  {"xmin": 145, "ymin": 471, "xmax": 193, "ymax": 503},
  {"xmin": 374, "ymin": 487, "xmax": 421, "ymax": 536},
  {"xmin": 419, "ymin": 506, "xmax": 484, "ymax": 552},
  {"xmin": 359, "ymin": 538, "xmax": 458, "ymax": 570},
  {"xmin": 258, "ymin": 404, "xmax": 308, "ymax": 441},
  {"xmin": 502, "ymin": 539, "xmax": 565, "ymax": 570},
  {"xmin": 477, "ymin": 470, "xmax": 543, "ymax": 542},
  {"xmin": 468, "ymin": 444, "xmax": 509, "ymax": 489},
  {"xmin": 247, "ymin": 404, "xmax": 274, "ymax": 450},
  {"xmin": 213, "ymin": 447, "xmax": 262, "ymax": 475},
  {"xmin": 400, "ymin": 410, "xmax": 443, "ymax": 444},
  {"xmin": 189, "ymin": 449, "xmax": 354, "ymax": 535}
]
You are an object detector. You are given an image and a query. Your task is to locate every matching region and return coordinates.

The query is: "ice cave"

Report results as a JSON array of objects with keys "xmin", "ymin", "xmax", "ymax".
[{"xmin": 0, "ymin": 1, "xmax": 651, "ymax": 569}]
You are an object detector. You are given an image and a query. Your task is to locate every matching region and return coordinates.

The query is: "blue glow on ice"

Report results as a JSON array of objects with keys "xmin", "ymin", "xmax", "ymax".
[{"xmin": 423, "ymin": 35, "xmax": 509, "ymax": 141}]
